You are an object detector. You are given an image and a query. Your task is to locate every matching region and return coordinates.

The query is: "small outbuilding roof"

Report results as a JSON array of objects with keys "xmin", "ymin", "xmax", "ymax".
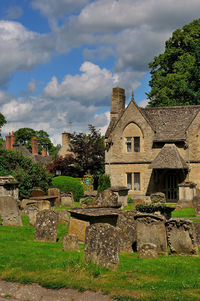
[{"xmin": 149, "ymin": 144, "xmax": 188, "ymax": 169}]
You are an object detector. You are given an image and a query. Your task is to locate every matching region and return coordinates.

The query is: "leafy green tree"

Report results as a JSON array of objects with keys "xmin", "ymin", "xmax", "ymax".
[
  {"xmin": 14, "ymin": 127, "xmax": 58, "ymax": 156},
  {"xmin": 0, "ymin": 112, "xmax": 6, "ymax": 135},
  {"xmin": 147, "ymin": 19, "xmax": 200, "ymax": 107}
]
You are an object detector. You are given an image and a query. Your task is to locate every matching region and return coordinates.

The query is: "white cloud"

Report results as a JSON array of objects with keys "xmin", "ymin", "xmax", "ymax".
[{"xmin": 0, "ymin": 21, "xmax": 53, "ymax": 87}]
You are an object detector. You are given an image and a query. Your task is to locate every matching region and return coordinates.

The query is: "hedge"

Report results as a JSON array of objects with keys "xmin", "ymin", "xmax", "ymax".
[{"xmin": 52, "ymin": 176, "xmax": 84, "ymax": 202}]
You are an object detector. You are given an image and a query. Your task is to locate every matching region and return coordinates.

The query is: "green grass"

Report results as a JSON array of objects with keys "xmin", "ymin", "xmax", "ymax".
[
  {"xmin": 55, "ymin": 201, "xmax": 81, "ymax": 210},
  {"xmin": 172, "ymin": 207, "xmax": 196, "ymax": 218},
  {"xmin": 0, "ymin": 224, "xmax": 200, "ymax": 300}
]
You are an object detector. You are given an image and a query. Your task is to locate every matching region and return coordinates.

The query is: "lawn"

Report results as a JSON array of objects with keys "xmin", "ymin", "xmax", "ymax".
[{"xmin": 0, "ymin": 215, "xmax": 200, "ymax": 301}]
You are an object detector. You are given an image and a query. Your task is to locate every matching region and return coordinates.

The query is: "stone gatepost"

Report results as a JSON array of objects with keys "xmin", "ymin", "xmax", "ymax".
[
  {"xmin": 84, "ymin": 223, "xmax": 121, "ymax": 270},
  {"xmin": 178, "ymin": 181, "xmax": 197, "ymax": 207},
  {"xmin": 34, "ymin": 210, "xmax": 58, "ymax": 242},
  {"xmin": 166, "ymin": 218, "xmax": 199, "ymax": 255},
  {"xmin": 135, "ymin": 213, "xmax": 168, "ymax": 255}
]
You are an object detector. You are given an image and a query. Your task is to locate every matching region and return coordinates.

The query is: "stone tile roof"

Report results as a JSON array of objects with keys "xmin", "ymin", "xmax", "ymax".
[
  {"xmin": 141, "ymin": 106, "xmax": 200, "ymax": 142},
  {"xmin": 149, "ymin": 144, "xmax": 188, "ymax": 169},
  {"xmin": 13, "ymin": 145, "xmax": 52, "ymax": 165}
]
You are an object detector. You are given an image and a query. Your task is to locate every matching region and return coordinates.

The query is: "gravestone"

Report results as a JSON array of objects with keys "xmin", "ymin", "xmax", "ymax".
[
  {"xmin": 0, "ymin": 196, "xmax": 22, "ymax": 226},
  {"xmin": 116, "ymin": 210, "xmax": 136, "ymax": 253},
  {"xmin": 63, "ymin": 234, "xmax": 80, "ymax": 252},
  {"xmin": 34, "ymin": 210, "xmax": 58, "ymax": 242},
  {"xmin": 166, "ymin": 218, "xmax": 199, "ymax": 255},
  {"xmin": 48, "ymin": 188, "xmax": 61, "ymax": 207},
  {"xmin": 92, "ymin": 189, "xmax": 121, "ymax": 208},
  {"xmin": 193, "ymin": 222, "xmax": 200, "ymax": 245},
  {"xmin": 150, "ymin": 192, "xmax": 166, "ymax": 204},
  {"xmin": 61, "ymin": 192, "xmax": 74, "ymax": 207},
  {"xmin": 192, "ymin": 196, "xmax": 200, "ymax": 216},
  {"xmin": 31, "ymin": 189, "xmax": 45, "ymax": 197},
  {"xmin": 135, "ymin": 213, "xmax": 168, "ymax": 255},
  {"xmin": 24, "ymin": 204, "xmax": 39, "ymax": 226},
  {"xmin": 68, "ymin": 217, "xmax": 90, "ymax": 242},
  {"xmin": 84, "ymin": 223, "xmax": 121, "ymax": 270},
  {"xmin": 138, "ymin": 243, "xmax": 158, "ymax": 259},
  {"xmin": 0, "ymin": 175, "xmax": 19, "ymax": 200},
  {"xmin": 56, "ymin": 209, "xmax": 70, "ymax": 225}
]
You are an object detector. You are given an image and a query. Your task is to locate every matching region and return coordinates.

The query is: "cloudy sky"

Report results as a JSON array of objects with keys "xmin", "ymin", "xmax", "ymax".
[{"xmin": 0, "ymin": 0, "xmax": 200, "ymax": 145}]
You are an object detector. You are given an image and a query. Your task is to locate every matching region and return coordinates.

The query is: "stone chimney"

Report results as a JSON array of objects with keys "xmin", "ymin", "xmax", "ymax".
[
  {"xmin": 32, "ymin": 136, "xmax": 38, "ymax": 155},
  {"xmin": 42, "ymin": 148, "xmax": 47, "ymax": 157},
  {"xmin": 110, "ymin": 87, "xmax": 126, "ymax": 121},
  {"xmin": 10, "ymin": 131, "xmax": 15, "ymax": 150},
  {"xmin": 58, "ymin": 132, "xmax": 73, "ymax": 157},
  {"xmin": 5, "ymin": 133, "xmax": 11, "ymax": 150}
]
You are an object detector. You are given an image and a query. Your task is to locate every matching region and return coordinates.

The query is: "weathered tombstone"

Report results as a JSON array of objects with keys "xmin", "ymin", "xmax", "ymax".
[
  {"xmin": 84, "ymin": 223, "xmax": 121, "ymax": 270},
  {"xmin": 21, "ymin": 199, "xmax": 50, "ymax": 211},
  {"xmin": 0, "ymin": 196, "xmax": 22, "ymax": 226},
  {"xmin": 31, "ymin": 189, "xmax": 45, "ymax": 197},
  {"xmin": 48, "ymin": 188, "xmax": 61, "ymax": 207},
  {"xmin": 110, "ymin": 186, "xmax": 129, "ymax": 208},
  {"xmin": 56, "ymin": 209, "xmax": 70, "ymax": 225},
  {"xmin": 34, "ymin": 210, "xmax": 58, "ymax": 242},
  {"xmin": 92, "ymin": 189, "xmax": 121, "ymax": 208},
  {"xmin": 116, "ymin": 210, "xmax": 136, "ymax": 253},
  {"xmin": 63, "ymin": 234, "xmax": 80, "ymax": 252},
  {"xmin": 68, "ymin": 217, "xmax": 90, "ymax": 242},
  {"xmin": 135, "ymin": 213, "xmax": 168, "ymax": 255},
  {"xmin": 166, "ymin": 219, "xmax": 199, "ymax": 255},
  {"xmin": 192, "ymin": 196, "xmax": 200, "ymax": 216},
  {"xmin": 150, "ymin": 192, "xmax": 166, "ymax": 204},
  {"xmin": 138, "ymin": 243, "xmax": 158, "ymax": 259},
  {"xmin": 193, "ymin": 222, "xmax": 200, "ymax": 245},
  {"xmin": 24, "ymin": 204, "xmax": 39, "ymax": 226},
  {"xmin": 61, "ymin": 192, "xmax": 74, "ymax": 207}
]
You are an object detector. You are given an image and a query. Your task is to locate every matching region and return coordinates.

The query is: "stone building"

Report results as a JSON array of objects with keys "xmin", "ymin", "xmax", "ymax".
[
  {"xmin": 105, "ymin": 87, "xmax": 200, "ymax": 202},
  {"xmin": 58, "ymin": 132, "xmax": 74, "ymax": 158}
]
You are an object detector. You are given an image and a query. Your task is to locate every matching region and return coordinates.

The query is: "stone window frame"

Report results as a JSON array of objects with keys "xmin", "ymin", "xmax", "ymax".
[
  {"xmin": 126, "ymin": 172, "xmax": 141, "ymax": 191},
  {"xmin": 125, "ymin": 136, "xmax": 140, "ymax": 153}
]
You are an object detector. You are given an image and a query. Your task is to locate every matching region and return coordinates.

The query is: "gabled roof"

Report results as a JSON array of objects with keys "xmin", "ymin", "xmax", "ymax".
[
  {"xmin": 141, "ymin": 106, "xmax": 200, "ymax": 142},
  {"xmin": 149, "ymin": 144, "xmax": 188, "ymax": 169},
  {"xmin": 13, "ymin": 145, "xmax": 52, "ymax": 165}
]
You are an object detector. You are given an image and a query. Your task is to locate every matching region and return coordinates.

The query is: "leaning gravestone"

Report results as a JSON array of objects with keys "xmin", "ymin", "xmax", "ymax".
[
  {"xmin": 135, "ymin": 213, "xmax": 168, "ymax": 255},
  {"xmin": 85, "ymin": 223, "xmax": 121, "ymax": 270},
  {"xmin": 0, "ymin": 196, "xmax": 22, "ymax": 226},
  {"xmin": 166, "ymin": 218, "xmax": 199, "ymax": 255},
  {"xmin": 63, "ymin": 234, "xmax": 80, "ymax": 252},
  {"xmin": 116, "ymin": 210, "xmax": 136, "ymax": 253},
  {"xmin": 34, "ymin": 210, "xmax": 58, "ymax": 242}
]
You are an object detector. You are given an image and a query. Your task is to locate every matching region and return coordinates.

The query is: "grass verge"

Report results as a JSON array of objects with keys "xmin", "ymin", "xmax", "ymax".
[{"xmin": 0, "ymin": 224, "xmax": 200, "ymax": 300}]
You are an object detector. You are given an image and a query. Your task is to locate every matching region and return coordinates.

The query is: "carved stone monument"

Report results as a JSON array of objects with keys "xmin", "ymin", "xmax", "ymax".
[
  {"xmin": 166, "ymin": 218, "xmax": 199, "ymax": 255},
  {"xmin": 135, "ymin": 213, "xmax": 168, "ymax": 255}
]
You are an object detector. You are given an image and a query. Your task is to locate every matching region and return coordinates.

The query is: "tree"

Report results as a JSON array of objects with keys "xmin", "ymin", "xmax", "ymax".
[
  {"xmin": 147, "ymin": 19, "xmax": 200, "ymax": 107},
  {"xmin": 0, "ymin": 112, "xmax": 6, "ymax": 135},
  {"xmin": 48, "ymin": 125, "xmax": 105, "ymax": 183},
  {"xmin": 14, "ymin": 127, "xmax": 59, "ymax": 156}
]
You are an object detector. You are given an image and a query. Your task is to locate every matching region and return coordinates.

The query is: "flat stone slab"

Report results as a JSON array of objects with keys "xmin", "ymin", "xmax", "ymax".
[
  {"xmin": 69, "ymin": 207, "xmax": 120, "ymax": 217},
  {"xmin": 0, "ymin": 280, "xmax": 112, "ymax": 301}
]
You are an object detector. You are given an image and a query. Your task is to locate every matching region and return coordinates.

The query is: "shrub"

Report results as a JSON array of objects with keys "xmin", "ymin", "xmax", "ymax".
[
  {"xmin": 0, "ymin": 148, "xmax": 52, "ymax": 199},
  {"xmin": 52, "ymin": 176, "xmax": 84, "ymax": 201},
  {"xmin": 97, "ymin": 173, "xmax": 111, "ymax": 192},
  {"xmin": 135, "ymin": 204, "xmax": 167, "ymax": 213}
]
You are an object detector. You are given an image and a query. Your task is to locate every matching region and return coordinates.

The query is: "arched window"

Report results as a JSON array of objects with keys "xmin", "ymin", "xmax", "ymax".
[{"xmin": 123, "ymin": 123, "xmax": 143, "ymax": 153}]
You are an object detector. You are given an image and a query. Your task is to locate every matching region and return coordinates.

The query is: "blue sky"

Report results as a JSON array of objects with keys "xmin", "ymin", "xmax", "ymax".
[{"xmin": 0, "ymin": 0, "xmax": 200, "ymax": 145}]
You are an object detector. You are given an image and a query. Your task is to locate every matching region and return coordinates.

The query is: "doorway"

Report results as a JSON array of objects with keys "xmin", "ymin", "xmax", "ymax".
[{"xmin": 163, "ymin": 172, "xmax": 178, "ymax": 202}]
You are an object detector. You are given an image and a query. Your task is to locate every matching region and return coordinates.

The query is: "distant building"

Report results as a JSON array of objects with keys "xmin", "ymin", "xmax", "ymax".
[
  {"xmin": 5, "ymin": 132, "xmax": 52, "ymax": 165},
  {"xmin": 105, "ymin": 87, "xmax": 200, "ymax": 202}
]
